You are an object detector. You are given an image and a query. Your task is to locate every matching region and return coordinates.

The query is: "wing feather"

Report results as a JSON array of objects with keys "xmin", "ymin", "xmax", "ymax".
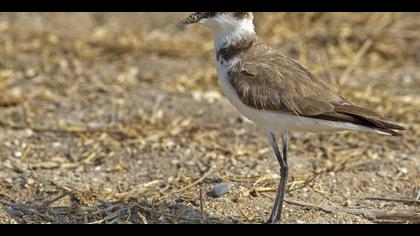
[{"xmin": 227, "ymin": 41, "xmax": 405, "ymax": 135}]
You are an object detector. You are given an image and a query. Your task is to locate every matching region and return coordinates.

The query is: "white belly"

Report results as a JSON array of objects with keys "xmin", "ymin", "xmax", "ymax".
[{"xmin": 216, "ymin": 60, "xmax": 379, "ymax": 134}]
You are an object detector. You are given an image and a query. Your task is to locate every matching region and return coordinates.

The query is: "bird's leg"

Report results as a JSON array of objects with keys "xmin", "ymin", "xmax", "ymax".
[
  {"xmin": 282, "ymin": 131, "xmax": 288, "ymax": 163},
  {"xmin": 265, "ymin": 131, "xmax": 289, "ymax": 224}
]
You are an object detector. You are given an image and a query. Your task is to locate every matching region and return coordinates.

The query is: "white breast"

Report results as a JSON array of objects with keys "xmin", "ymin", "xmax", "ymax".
[{"xmin": 215, "ymin": 58, "xmax": 382, "ymax": 135}]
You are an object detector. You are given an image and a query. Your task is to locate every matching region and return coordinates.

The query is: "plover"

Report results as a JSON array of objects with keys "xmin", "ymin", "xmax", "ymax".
[{"xmin": 178, "ymin": 12, "xmax": 405, "ymax": 223}]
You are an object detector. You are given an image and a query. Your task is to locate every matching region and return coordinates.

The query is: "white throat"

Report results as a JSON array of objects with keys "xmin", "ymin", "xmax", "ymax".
[{"xmin": 213, "ymin": 19, "xmax": 256, "ymax": 52}]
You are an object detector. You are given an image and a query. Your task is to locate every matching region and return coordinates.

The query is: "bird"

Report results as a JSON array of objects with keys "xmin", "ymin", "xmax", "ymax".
[{"xmin": 178, "ymin": 12, "xmax": 405, "ymax": 224}]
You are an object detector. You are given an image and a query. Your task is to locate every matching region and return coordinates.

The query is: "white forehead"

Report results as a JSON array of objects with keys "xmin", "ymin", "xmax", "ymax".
[{"xmin": 200, "ymin": 13, "xmax": 254, "ymax": 35}]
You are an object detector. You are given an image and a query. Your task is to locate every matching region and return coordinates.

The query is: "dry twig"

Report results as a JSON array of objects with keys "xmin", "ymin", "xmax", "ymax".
[
  {"xmin": 365, "ymin": 196, "xmax": 420, "ymax": 205},
  {"xmin": 170, "ymin": 167, "xmax": 214, "ymax": 194},
  {"xmin": 285, "ymin": 199, "xmax": 420, "ymax": 222},
  {"xmin": 338, "ymin": 39, "xmax": 373, "ymax": 86}
]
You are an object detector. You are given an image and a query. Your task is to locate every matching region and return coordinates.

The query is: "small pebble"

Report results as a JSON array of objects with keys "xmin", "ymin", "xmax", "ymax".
[
  {"xmin": 104, "ymin": 188, "xmax": 113, "ymax": 193},
  {"xmin": 27, "ymin": 178, "xmax": 35, "ymax": 185},
  {"xmin": 13, "ymin": 151, "xmax": 23, "ymax": 158},
  {"xmin": 376, "ymin": 170, "xmax": 388, "ymax": 177},
  {"xmin": 52, "ymin": 142, "xmax": 62, "ymax": 148},
  {"xmin": 12, "ymin": 140, "xmax": 20, "ymax": 146},
  {"xmin": 398, "ymin": 167, "xmax": 409, "ymax": 174},
  {"xmin": 208, "ymin": 183, "xmax": 233, "ymax": 198}
]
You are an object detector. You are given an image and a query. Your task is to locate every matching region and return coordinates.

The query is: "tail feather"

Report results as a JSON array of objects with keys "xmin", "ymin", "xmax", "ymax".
[
  {"xmin": 335, "ymin": 104, "xmax": 405, "ymax": 136},
  {"xmin": 310, "ymin": 103, "xmax": 405, "ymax": 136},
  {"xmin": 357, "ymin": 117, "xmax": 403, "ymax": 136}
]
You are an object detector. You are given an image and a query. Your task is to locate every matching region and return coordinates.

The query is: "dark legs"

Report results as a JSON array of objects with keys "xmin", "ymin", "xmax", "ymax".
[{"xmin": 265, "ymin": 131, "xmax": 289, "ymax": 224}]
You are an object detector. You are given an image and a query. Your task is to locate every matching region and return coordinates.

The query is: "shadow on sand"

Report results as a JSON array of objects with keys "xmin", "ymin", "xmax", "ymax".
[{"xmin": 1, "ymin": 196, "xmax": 240, "ymax": 224}]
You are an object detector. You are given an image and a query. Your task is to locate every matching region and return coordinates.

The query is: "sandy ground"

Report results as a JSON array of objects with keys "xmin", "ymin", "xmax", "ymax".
[{"xmin": 0, "ymin": 13, "xmax": 419, "ymax": 224}]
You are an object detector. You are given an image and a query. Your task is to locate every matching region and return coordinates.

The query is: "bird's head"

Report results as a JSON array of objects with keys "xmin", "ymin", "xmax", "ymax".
[{"xmin": 178, "ymin": 12, "xmax": 254, "ymax": 35}]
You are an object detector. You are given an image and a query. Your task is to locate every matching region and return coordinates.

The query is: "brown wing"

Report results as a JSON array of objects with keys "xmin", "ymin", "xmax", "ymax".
[
  {"xmin": 228, "ymin": 42, "xmax": 405, "ymax": 135},
  {"xmin": 228, "ymin": 43, "xmax": 341, "ymax": 116}
]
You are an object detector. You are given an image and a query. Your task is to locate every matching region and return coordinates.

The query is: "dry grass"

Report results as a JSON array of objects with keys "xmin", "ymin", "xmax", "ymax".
[{"xmin": 0, "ymin": 13, "xmax": 419, "ymax": 224}]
